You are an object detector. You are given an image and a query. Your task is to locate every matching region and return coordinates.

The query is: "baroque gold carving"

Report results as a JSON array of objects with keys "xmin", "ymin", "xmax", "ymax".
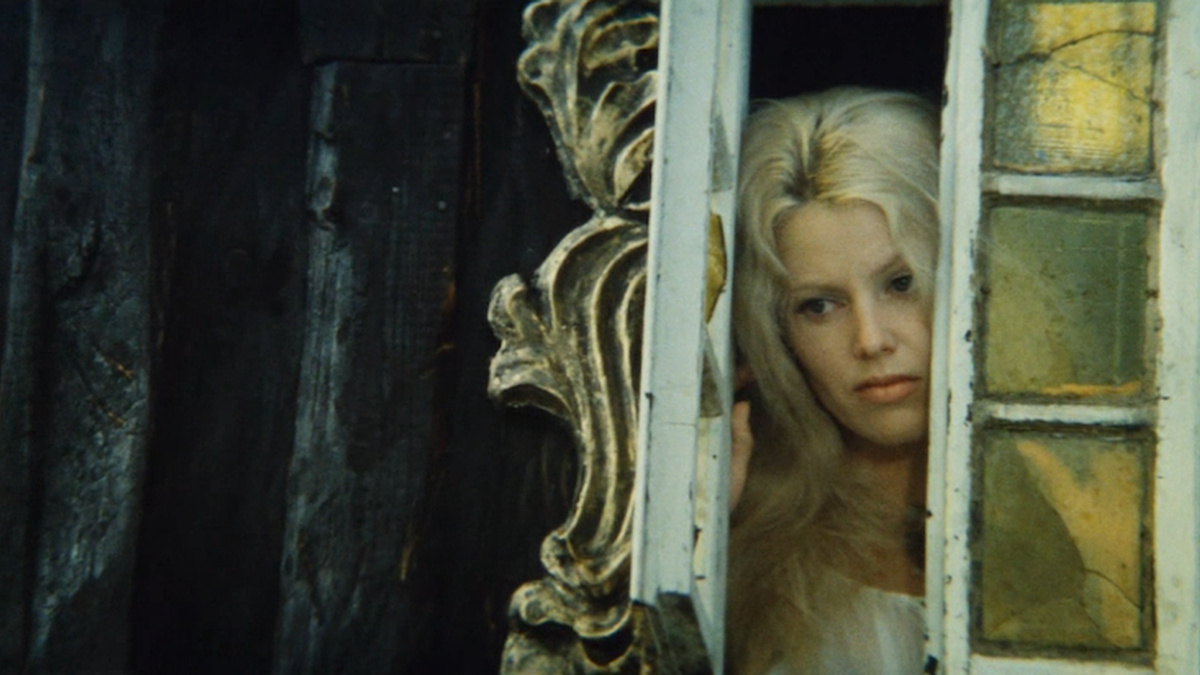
[
  {"xmin": 490, "ymin": 1, "xmax": 656, "ymax": 671},
  {"xmin": 490, "ymin": 0, "xmax": 721, "ymax": 672},
  {"xmin": 517, "ymin": 0, "xmax": 659, "ymax": 215},
  {"xmin": 490, "ymin": 214, "xmax": 648, "ymax": 673},
  {"xmin": 489, "ymin": 0, "xmax": 711, "ymax": 672}
]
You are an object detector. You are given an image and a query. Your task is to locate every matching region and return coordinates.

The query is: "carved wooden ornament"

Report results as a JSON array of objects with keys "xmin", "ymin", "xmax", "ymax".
[{"xmin": 488, "ymin": 0, "xmax": 715, "ymax": 672}]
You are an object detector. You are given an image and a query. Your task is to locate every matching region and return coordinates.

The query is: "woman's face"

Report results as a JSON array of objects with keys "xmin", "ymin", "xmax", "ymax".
[{"xmin": 777, "ymin": 200, "xmax": 931, "ymax": 452}]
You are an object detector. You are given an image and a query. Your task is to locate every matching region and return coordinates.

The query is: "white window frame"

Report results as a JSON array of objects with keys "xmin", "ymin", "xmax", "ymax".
[
  {"xmin": 631, "ymin": 0, "xmax": 749, "ymax": 671},
  {"xmin": 633, "ymin": 1, "xmax": 1200, "ymax": 672},
  {"xmin": 930, "ymin": 1, "xmax": 1200, "ymax": 673}
]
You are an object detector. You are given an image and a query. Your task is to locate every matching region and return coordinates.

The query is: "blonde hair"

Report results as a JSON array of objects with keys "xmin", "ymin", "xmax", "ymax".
[{"xmin": 727, "ymin": 88, "xmax": 939, "ymax": 674}]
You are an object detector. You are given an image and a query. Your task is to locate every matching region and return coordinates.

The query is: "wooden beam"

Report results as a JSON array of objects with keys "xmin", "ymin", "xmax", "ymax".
[
  {"xmin": 126, "ymin": 4, "xmax": 311, "ymax": 671},
  {"xmin": 0, "ymin": 1, "xmax": 30, "ymax": 666},
  {"xmin": 298, "ymin": 0, "xmax": 473, "ymax": 65},
  {"xmin": 0, "ymin": 2, "xmax": 160, "ymax": 670},
  {"xmin": 275, "ymin": 61, "xmax": 464, "ymax": 674}
]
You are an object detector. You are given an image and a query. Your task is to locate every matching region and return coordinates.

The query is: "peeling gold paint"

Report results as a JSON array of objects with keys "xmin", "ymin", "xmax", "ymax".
[
  {"xmin": 1016, "ymin": 439, "xmax": 1142, "ymax": 647},
  {"xmin": 1040, "ymin": 381, "xmax": 1142, "ymax": 398},
  {"xmin": 981, "ymin": 432, "xmax": 1146, "ymax": 649},
  {"xmin": 991, "ymin": 1, "xmax": 1156, "ymax": 174},
  {"xmin": 984, "ymin": 206, "xmax": 1147, "ymax": 396},
  {"xmin": 705, "ymin": 212, "xmax": 726, "ymax": 321}
]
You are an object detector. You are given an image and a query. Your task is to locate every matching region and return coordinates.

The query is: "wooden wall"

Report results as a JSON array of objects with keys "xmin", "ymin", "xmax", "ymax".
[{"xmin": 0, "ymin": 0, "xmax": 580, "ymax": 672}]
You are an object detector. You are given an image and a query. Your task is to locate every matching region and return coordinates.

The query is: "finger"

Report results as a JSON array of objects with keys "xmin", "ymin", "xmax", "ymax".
[{"xmin": 730, "ymin": 400, "xmax": 753, "ymax": 511}]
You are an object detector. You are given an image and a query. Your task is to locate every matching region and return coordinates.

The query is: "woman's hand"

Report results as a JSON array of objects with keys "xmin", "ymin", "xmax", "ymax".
[
  {"xmin": 730, "ymin": 400, "xmax": 753, "ymax": 510},
  {"xmin": 730, "ymin": 365, "xmax": 755, "ymax": 511}
]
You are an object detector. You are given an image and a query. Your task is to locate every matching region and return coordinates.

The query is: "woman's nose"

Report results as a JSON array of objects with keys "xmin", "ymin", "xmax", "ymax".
[{"xmin": 853, "ymin": 303, "xmax": 896, "ymax": 358}]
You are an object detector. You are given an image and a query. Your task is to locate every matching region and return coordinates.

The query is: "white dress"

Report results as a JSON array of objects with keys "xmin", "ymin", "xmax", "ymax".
[{"xmin": 767, "ymin": 587, "xmax": 925, "ymax": 675}]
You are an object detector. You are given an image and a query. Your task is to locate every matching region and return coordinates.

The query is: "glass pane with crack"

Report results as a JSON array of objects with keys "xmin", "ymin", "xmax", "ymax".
[
  {"xmin": 989, "ymin": 1, "xmax": 1156, "ymax": 174},
  {"xmin": 982, "ymin": 205, "xmax": 1148, "ymax": 397},
  {"xmin": 978, "ymin": 431, "xmax": 1149, "ymax": 650}
]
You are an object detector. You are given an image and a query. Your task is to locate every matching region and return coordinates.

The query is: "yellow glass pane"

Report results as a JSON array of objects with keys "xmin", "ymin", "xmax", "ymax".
[
  {"xmin": 979, "ymin": 431, "xmax": 1148, "ymax": 650},
  {"xmin": 983, "ymin": 206, "xmax": 1147, "ymax": 397},
  {"xmin": 990, "ymin": 1, "xmax": 1156, "ymax": 174}
]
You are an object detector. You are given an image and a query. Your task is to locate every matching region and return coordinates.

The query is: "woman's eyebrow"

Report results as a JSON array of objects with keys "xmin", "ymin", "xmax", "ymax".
[
  {"xmin": 786, "ymin": 279, "xmax": 840, "ymax": 296},
  {"xmin": 871, "ymin": 253, "xmax": 909, "ymax": 277},
  {"xmin": 792, "ymin": 252, "xmax": 908, "ymax": 288}
]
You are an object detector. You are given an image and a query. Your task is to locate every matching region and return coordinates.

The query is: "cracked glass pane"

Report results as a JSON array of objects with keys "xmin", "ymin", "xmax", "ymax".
[
  {"xmin": 982, "ymin": 205, "xmax": 1147, "ymax": 397},
  {"xmin": 979, "ymin": 431, "xmax": 1148, "ymax": 650},
  {"xmin": 989, "ymin": 1, "xmax": 1156, "ymax": 174}
]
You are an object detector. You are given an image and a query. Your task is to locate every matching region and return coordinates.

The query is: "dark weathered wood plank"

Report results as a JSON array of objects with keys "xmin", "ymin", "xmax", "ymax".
[
  {"xmin": 405, "ymin": 0, "xmax": 589, "ymax": 670},
  {"xmin": 0, "ymin": 2, "xmax": 161, "ymax": 670},
  {"xmin": 128, "ymin": 3, "xmax": 311, "ymax": 672},
  {"xmin": 299, "ymin": 0, "xmax": 473, "ymax": 65},
  {"xmin": 275, "ymin": 61, "xmax": 465, "ymax": 674},
  {"xmin": 0, "ymin": 0, "xmax": 30, "ymax": 664},
  {"xmin": 0, "ymin": 2, "xmax": 31, "ymax": 666},
  {"xmin": 0, "ymin": 0, "xmax": 27, "ymax": 365}
]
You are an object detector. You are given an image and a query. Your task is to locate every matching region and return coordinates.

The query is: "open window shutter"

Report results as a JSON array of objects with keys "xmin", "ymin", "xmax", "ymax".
[
  {"xmin": 631, "ymin": 0, "xmax": 750, "ymax": 670},
  {"xmin": 929, "ymin": 1, "xmax": 1200, "ymax": 673}
]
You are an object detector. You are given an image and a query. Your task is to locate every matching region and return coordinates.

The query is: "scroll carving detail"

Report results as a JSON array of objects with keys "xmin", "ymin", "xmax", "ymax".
[
  {"xmin": 489, "ymin": 215, "xmax": 647, "ymax": 672},
  {"xmin": 489, "ymin": 0, "xmax": 713, "ymax": 672},
  {"xmin": 516, "ymin": 0, "xmax": 658, "ymax": 214}
]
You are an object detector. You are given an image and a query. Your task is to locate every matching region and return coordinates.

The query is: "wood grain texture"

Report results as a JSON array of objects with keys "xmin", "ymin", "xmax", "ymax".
[
  {"xmin": 299, "ymin": 0, "xmax": 474, "ymax": 65},
  {"xmin": 275, "ymin": 61, "xmax": 464, "ymax": 674},
  {"xmin": 0, "ymin": 2, "xmax": 30, "ymax": 667},
  {"xmin": 0, "ymin": 0, "xmax": 26, "ymax": 372},
  {"xmin": 0, "ymin": 2, "xmax": 160, "ymax": 670},
  {"xmin": 405, "ymin": 0, "xmax": 589, "ymax": 670},
  {"xmin": 0, "ymin": 0, "xmax": 584, "ymax": 671},
  {"xmin": 128, "ymin": 3, "xmax": 310, "ymax": 672}
]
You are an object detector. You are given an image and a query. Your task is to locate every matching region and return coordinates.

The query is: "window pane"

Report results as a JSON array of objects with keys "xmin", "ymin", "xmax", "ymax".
[
  {"xmin": 989, "ymin": 1, "xmax": 1156, "ymax": 174},
  {"xmin": 978, "ymin": 431, "xmax": 1149, "ymax": 650},
  {"xmin": 982, "ymin": 206, "xmax": 1148, "ymax": 397}
]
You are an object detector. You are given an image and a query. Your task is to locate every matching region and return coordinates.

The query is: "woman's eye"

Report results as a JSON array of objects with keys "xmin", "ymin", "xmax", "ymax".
[
  {"xmin": 796, "ymin": 298, "xmax": 833, "ymax": 316},
  {"xmin": 889, "ymin": 274, "xmax": 914, "ymax": 293}
]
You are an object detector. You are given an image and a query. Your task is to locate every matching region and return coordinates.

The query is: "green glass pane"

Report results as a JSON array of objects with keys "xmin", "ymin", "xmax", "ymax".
[
  {"xmin": 990, "ymin": 1, "xmax": 1156, "ymax": 174},
  {"xmin": 983, "ymin": 206, "xmax": 1147, "ymax": 397},
  {"xmin": 979, "ymin": 431, "xmax": 1148, "ymax": 650}
]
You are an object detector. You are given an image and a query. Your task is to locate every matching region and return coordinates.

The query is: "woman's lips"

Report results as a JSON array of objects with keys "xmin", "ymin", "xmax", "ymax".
[{"xmin": 855, "ymin": 375, "xmax": 920, "ymax": 404}]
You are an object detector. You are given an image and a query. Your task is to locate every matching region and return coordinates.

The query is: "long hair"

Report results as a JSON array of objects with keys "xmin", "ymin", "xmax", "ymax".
[{"xmin": 727, "ymin": 88, "xmax": 940, "ymax": 674}]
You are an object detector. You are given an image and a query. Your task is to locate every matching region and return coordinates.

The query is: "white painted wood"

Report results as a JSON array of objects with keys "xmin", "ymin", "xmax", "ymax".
[
  {"xmin": 692, "ymin": 413, "xmax": 727, "ymax": 664},
  {"xmin": 641, "ymin": 2, "xmax": 1195, "ymax": 673},
  {"xmin": 1151, "ymin": 3, "xmax": 1200, "ymax": 673},
  {"xmin": 753, "ymin": 0, "xmax": 944, "ymax": 6},
  {"xmin": 632, "ymin": 0, "xmax": 723, "ymax": 602},
  {"xmin": 633, "ymin": 1, "xmax": 753, "ymax": 670},
  {"xmin": 930, "ymin": 0, "xmax": 989, "ymax": 672},
  {"xmin": 688, "ymin": 0, "xmax": 750, "ymax": 669},
  {"xmin": 936, "ymin": 2, "xmax": 1199, "ymax": 674},
  {"xmin": 981, "ymin": 173, "xmax": 1162, "ymax": 201},
  {"xmin": 977, "ymin": 402, "xmax": 1154, "ymax": 428},
  {"xmin": 971, "ymin": 655, "xmax": 1153, "ymax": 675}
]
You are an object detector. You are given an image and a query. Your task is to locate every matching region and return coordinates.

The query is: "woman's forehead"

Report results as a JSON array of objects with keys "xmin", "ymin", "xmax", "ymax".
[{"xmin": 776, "ymin": 201, "xmax": 900, "ymax": 270}]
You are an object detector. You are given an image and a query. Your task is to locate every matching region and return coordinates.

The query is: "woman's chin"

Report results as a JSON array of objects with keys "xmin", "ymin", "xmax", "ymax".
[{"xmin": 843, "ymin": 415, "xmax": 929, "ymax": 456}]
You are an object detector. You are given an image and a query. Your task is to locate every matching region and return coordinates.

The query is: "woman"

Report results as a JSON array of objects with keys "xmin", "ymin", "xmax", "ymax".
[{"xmin": 727, "ymin": 88, "xmax": 940, "ymax": 674}]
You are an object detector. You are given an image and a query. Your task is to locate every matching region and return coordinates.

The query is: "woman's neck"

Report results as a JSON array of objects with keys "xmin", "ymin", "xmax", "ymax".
[
  {"xmin": 844, "ymin": 435, "xmax": 928, "ymax": 512},
  {"xmin": 844, "ymin": 435, "xmax": 929, "ymax": 596}
]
